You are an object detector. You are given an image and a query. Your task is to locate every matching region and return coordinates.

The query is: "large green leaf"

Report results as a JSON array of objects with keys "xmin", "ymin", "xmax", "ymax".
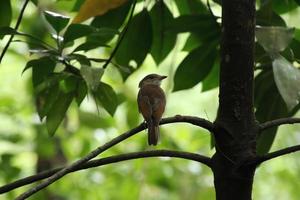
[
  {"xmin": 25, "ymin": 57, "xmax": 56, "ymax": 87},
  {"xmin": 90, "ymin": 0, "xmax": 132, "ymax": 43},
  {"xmin": 256, "ymin": 9, "xmax": 286, "ymax": 26},
  {"xmin": 183, "ymin": 28, "xmax": 220, "ymax": 51},
  {"xmin": 80, "ymin": 65, "xmax": 104, "ymax": 91},
  {"xmin": 44, "ymin": 10, "xmax": 70, "ymax": 33},
  {"xmin": 63, "ymin": 24, "xmax": 95, "ymax": 44},
  {"xmin": 36, "ymin": 79, "xmax": 60, "ymax": 119},
  {"xmin": 272, "ymin": 55, "xmax": 300, "ymax": 110},
  {"xmin": 114, "ymin": 9, "xmax": 152, "ymax": 79},
  {"xmin": 67, "ymin": 54, "xmax": 91, "ymax": 66},
  {"xmin": 255, "ymin": 70, "xmax": 291, "ymax": 154},
  {"xmin": 149, "ymin": 0, "xmax": 177, "ymax": 65},
  {"xmin": 173, "ymin": 41, "xmax": 218, "ymax": 91},
  {"xmin": 0, "ymin": 0, "xmax": 12, "ymax": 29},
  {"xmin": 93, "ymin": 82, "xmax": 119, "ymax": 116},
  {"xmin": 202, "ymin": 56, "xmax": 220, "ymax": 91},
  {"xmin": 30, "ymin": 0, "xmax": 38, "ymax": 5},
  {"xmin": 174, "ymin": 0, "xmax": 208, "ymax": 15},
  {"xmin": 272, "ymin": 0, "xmax": 298, "ymax": 14},
  {"xmin": 167, "ymin": 14, "xmax": 218, "ymax": 33},
  {"xmin": 290, "ymin": 39, "xmax": 300, "ymax": 59},
  {"xmin": 255, "ymin": 26, "xmax": 294, "ymax": 53},
  {"xmin": 76, "ymin": 79, "xmax": 88, "ymax": 105},
  {"xmin": 73, "ymin": 41, "xmax": 109, "ymax": 52},
  {"xmin": 46, "ymin": 91, "xmax": 74, "ymax": 136}
]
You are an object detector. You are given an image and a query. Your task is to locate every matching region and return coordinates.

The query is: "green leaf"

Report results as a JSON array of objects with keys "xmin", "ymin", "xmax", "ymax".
[
  {"xmin": 167, "ymin": 14, "xmax": 218, "ymax": 33},
  {"xmin": 80, "ymin": 65, "xmax": 104, "ymax": 91},
  {"xmin": 183, "ymin": 29, "xmax": 221, "ymax": 51},
  {"xmin": 290, "ymin": 39, "xmax": 300, "ymax": 60},
  {"xmin": 272, "ymin": 54, "xmax": 300, "ymax": 110},
  {"xmin": 25, "ymin": 57, "xmax": 56, "ymax": 86},
  {"xmin": 295, "ymin": 29, "xmax": 300, "ymax": 42},
  {"xmin": 94, "ymin": 82, "xmax": 119, "ymax": 116},
  {"xmin": 256, "ymin": 7, "xmax": 286, "ymax": 26},
  {"xmin": 202, "ymin": 56, "xmax": 220, "ymax": 91},
  {"xmin": 115, "ymin": 9, "xmax": 152, "ymax": 79},
  {"xmin": 67, "ymin": 54, "xmax": 91, "ymax": 66},
  {"xmin": 25, "ymin": 57, "xmax": 58, "ymax": 119},
  {"xmin": 90, "ymin": 0, "xmax": 131, "ymax": 43},
  {"xmin": 255, "ymin": 26, "xmax": 294, "ymax": 53},
  {"xmin": 46, "ymin": 91, "xmax": 74, "ymax": 136},
  {"xmin": 44, "ymin": 10, "xmax": 70, "ymax": 33},
  {"xmin": 31, "ymin": 0, "xmax": 38, "ymax": 5},
  {"xmin": 85, "ymin": 28, "xmax": 120, "ymax": 46},
  {"xmin": 272, "ymin": 0, "xmax": 298, "ymax": 14},
  {"xmin": 149, "ymin": 0, "xmax": 177, "ymax": 65},
  {"xmin": 76, "ymin": 79, "xmax": 88, "ymax": 105},
  {"xmin": 255, "ymin": 70, "xmax": 290, "ymax": 154},
  {"xmin": 174, "ymin": 0, "xmax": 208, "ymax": 15},
  {"xmin": 73, "ymin": 41, "xmax": 109, "ymax": 52},
  {"xmin": 36, "ymin": 80, "xmax": 60, "ymax": 119},
  {"xmin": 173, "ymin": 41, "xmax": 218, "ymax": 91},
  {"xmin": 59, "ymin": 74, "xmax": 78, "ymax": 93},
  {"xmin": 63, "ymin": 24, "xmax": 95, "ymax": 44},
  {"xmin": 0, "ymin": 0, "xmax": 12, "ymax": 29}
]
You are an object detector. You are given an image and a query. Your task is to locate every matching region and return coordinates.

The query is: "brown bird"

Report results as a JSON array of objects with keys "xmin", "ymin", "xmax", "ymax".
[{"xmin": 137, "ymin": 74, "xmax": 167, "ymax": 145}]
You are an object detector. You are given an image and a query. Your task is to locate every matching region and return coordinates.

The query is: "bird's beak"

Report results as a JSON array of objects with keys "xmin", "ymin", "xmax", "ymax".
[{"xmin": 159, "ymin": 75, "xmax": 167, "ymax": 80}]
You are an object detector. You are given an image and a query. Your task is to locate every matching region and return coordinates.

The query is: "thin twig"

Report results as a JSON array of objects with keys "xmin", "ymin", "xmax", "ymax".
[
  {"xmin": 102, "ymin": 0, "xmax": 137, "ymax": 69},
  {"xmin": 252, "ymin": 145, "xmax": 300, "ymax": 165},
  {"xmin": 260, "ymin": 117, "xmax": 300, "ymax": 131},
  {"xmin": 15, "ymin": 115, "xmax": 213, "ymax": 199},
  {"xmin": 0, "ymin": 0, "xmax": 30, "ymax": 63},
  {"xmin": 0, "ymin": 149, "xmax": 211, "ymax": 194}
]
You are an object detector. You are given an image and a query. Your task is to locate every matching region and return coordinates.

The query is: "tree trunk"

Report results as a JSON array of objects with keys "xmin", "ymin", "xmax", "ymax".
[{"xmin": 213, "ymin": 0, "xmax": 257, "ymax": 199}]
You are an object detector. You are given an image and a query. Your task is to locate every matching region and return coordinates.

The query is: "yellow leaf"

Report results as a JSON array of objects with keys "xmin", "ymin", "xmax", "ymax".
[{"xmin": 73, "ymin": 0, "xmax": 128, "ymax": 23}]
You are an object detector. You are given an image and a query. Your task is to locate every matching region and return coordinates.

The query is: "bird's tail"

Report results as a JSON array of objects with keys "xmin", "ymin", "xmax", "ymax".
[{"xmin": 148, "ymin": 124, "xmax": 160, "ymax": 146}]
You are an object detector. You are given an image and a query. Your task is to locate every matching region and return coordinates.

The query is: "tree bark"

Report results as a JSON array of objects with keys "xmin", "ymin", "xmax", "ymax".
[{"xmin": 213, "ymin": 0, "xmax": 257, "ymax": 199}]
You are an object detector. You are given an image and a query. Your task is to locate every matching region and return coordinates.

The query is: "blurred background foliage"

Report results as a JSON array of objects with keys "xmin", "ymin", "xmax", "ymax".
[{"xmin": 0, "ymin": 0, "xmax": 300, "ymax": 199}]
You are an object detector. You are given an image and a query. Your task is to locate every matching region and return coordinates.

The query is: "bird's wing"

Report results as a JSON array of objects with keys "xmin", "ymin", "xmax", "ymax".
[{"xmin": 137, "ymin": 90, "xmax": 152, "ymax": 121}]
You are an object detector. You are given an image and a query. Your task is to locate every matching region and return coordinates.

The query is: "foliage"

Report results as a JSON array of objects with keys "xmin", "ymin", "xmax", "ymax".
[{"xmin": 0, "ymin": 0, "xmax": 300, "ymax": 199}]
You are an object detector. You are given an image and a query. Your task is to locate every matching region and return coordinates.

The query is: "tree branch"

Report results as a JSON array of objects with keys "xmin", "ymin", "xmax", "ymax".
[
  {"xmin": 15, "ymin": 115, "xmax": 213, "ymax": 199},
  {"xmin": 259, "ymin": 117, "xmax": 300, "ymax": 132},
  {"xmin": 0, "ymin": 0, "xmax": 30, "ymax": 63},
  {"xmin": 252, "ymin": 145, "xmax": 300, "ymax": 165},
  {"xmin": 0, "ymin": 149, "xmax": 211, "ymax": 194}
]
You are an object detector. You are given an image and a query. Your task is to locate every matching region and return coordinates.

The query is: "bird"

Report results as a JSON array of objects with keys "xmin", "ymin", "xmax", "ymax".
[{"xmin": 137, "ymin": 74, "xmax": 167, "ymax": 145}]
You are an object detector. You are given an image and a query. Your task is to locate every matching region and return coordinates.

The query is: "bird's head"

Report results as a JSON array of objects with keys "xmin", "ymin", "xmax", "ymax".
[{"xmin": 139, "ymin": 74, "xmax": 167, "ymax": 88}]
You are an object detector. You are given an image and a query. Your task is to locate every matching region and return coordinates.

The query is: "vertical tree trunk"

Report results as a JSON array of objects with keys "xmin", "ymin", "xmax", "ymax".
[{"xmin": 212, "ymin": 0, "xmax": 257, "ymax": 199}]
